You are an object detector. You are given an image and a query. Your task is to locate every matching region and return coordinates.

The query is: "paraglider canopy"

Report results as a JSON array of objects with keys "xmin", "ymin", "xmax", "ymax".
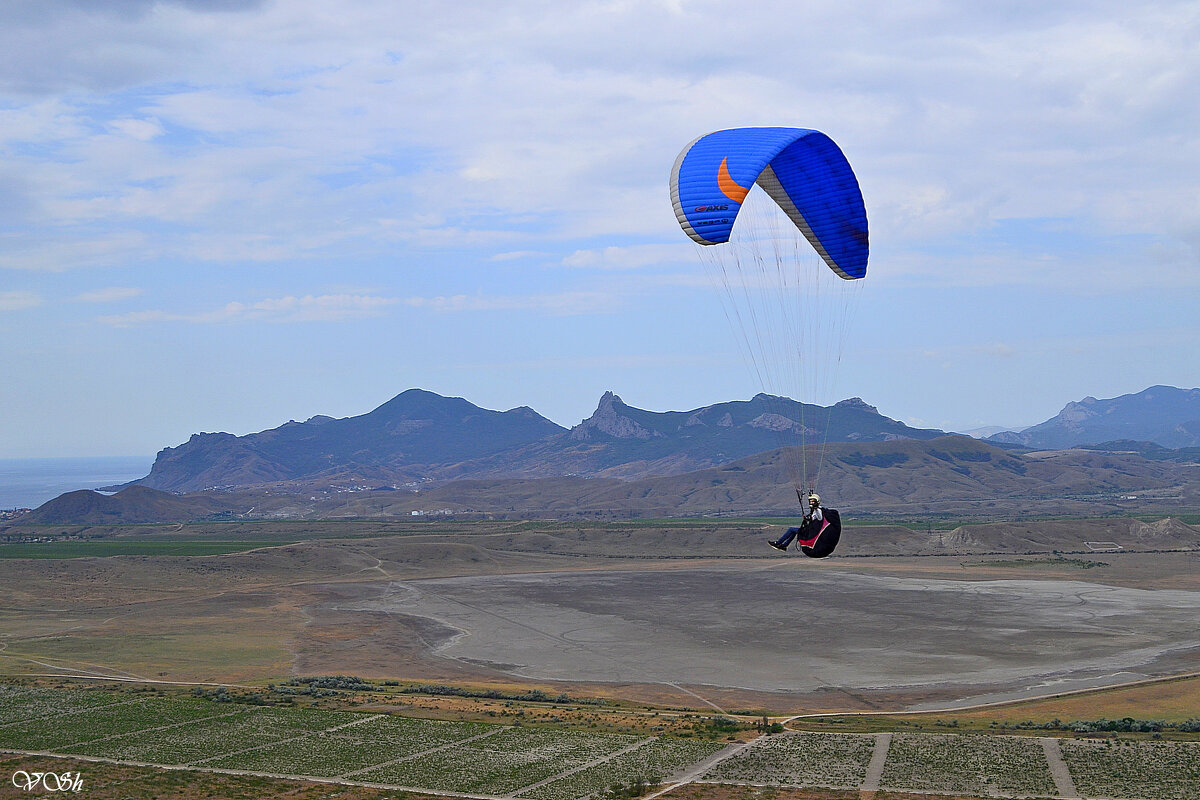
[
  {"xmin": 670, "ymin": 127, "xmax": 868, "ymax": 279},
  {"xmin": 669, "ymin": 125, "xmax": 870, "ymax": 500}
]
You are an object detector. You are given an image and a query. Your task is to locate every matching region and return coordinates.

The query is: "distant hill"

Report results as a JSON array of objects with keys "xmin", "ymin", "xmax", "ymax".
[
  {"xmin": 19, "ymin": 485, "xmax": 237, "ymax": 525},
  {"xmin": 988, "ymin": 386, "xmax": 1200, "ymax": 449},
  {"xmin": 958, "ymin": 425, "xmax": 1021, "ymax": 439},
  {"xmin": 443, "ymin": 391, "xmax": 946, "ymax": 482},
  {"xmin": 132, "ymin": 389, "xmax": 946, "ymax": 493},
  {"xmin": 1077, "ymin": 440, "xmax": 1200, "ymax": 463},
  {"xmin": 379, "ymin": 435, "xmax": 1197, "ymax": 518},
  {"xmin": 21, "ymin": 385, "xmax": 1200, "ymax": 524},
  {"xmin": 137, "ymin": 389, "xmax": 565, "ymax": 492},
  {"xmin": 936, "ymin": 516, "xmax": 1200, "ymax": 554},
  {"xmin": 20, "ymin": 434, "xmax": 1200, "ymax": 523}
]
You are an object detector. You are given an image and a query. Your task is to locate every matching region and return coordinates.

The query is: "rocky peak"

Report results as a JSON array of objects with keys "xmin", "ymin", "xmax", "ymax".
[
  {"xmin": 834, "ymin": 397, "xmax": 879, "ymax": 414},
  {"xmin": 1055, "ymin": 400, "xmax": 1100, "ymax": 430},
  {"xmin": 597, "ymin": 390, "xmax": 622, "ymax": 411},
  {"xmin": 570, "ymin": 391, "xmax": 658, "ymax": 441},
  {"xmin": 748, "ymin": 413, "xmax": 804, "ymax": 433}
]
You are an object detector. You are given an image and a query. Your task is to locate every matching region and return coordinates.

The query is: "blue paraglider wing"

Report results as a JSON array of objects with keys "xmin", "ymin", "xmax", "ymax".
[{"xmin": 670, "ymin": 127, "xmax": 868, "ymax": 279}]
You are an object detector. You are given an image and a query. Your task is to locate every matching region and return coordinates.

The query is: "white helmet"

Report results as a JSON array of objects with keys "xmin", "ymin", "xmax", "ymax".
[{"xmin": 808, "ymin": 493, "xmax": 820, "ymax": 505}]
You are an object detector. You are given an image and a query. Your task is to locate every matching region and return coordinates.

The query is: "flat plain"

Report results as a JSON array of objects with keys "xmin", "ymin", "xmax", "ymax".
[
  {"xmin": 2, "ymin": 517, "xmax": 1199, "ymax": 798},
  {"xmin": 380, "ymin": 566, "xmax": 1200, "ymax": 695},
  {"xmin": 3, "ymin": 518, "xmax": 1198, "ymax": 711}
]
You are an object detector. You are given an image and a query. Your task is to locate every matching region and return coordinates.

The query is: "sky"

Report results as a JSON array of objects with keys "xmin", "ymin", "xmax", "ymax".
[{"xmin": 1, "ymin": 0, "xmax": 1198, "ymax": 458}]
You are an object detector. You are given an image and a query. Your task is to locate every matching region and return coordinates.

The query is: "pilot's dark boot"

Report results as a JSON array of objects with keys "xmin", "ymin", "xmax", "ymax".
[{"xmin": 768, "ymin": 540, "xmax": 788, "ymax": 551}]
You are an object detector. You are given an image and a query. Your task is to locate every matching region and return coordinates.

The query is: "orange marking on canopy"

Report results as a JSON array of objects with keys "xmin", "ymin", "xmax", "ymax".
[{"xmin": 717, "ymin": 157, "xmax": 750, "ymax": 204}]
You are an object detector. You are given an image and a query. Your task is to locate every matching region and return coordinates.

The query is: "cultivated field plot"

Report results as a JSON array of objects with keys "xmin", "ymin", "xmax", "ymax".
[
  {"xmin": 1060, "ymin": 739, "xmax": 1200, "ymax": 799},
  {"xmin": 0, "ymin": 695, "xmax": 234, "ymax": 752},
  {"xmin": 1, "ymin": 687, "xmax": 709, "ymax": 796},
  {"xmin": 879, "ymin": 733, "xmax": 1058, "ymax": 797},
  {"xmin": 70, "ymin": 705, "xmax": 364, "ymax": 765},
  {"xmin": 0, "ymin": 685, "xmax": 125, "ymax": 725},
  {"xmin": 519, "ymin": 737, "xmax": 724, "ymax": 800},
  {"xmin": 700, "ymin": 732, "xmax": 874, "ymax": 789},
  {"xmin": 354, "ymin": 726, "xmax": 644, "ymax": 794},
  {"xmin": 22, "ymin": 686, "xmax": 1200, "ymax": 800},
  {"xmin": 207, "ymin": 714, "xmax": 494, "ymax": 776}
]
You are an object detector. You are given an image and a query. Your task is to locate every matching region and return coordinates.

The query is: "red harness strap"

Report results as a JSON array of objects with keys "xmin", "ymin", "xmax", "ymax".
[{"xmin": 797, "ymin": 518, "xmax": 829, "ymax": 548}]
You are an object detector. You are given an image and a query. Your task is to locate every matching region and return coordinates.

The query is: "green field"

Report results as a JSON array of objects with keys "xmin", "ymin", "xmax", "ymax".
[
  {"xmin": 968, "ymin": 556, "xmax": 1109, "ymax": 570},
  {"xmin": 0, "ymin": 694, "xmax": 235, "ymax": 751},
  {"xmin": 0, "ymin": 686, "xmax": 711, "ymax": 797},
  {"xmin": 522, "ymin": 738, "xmax": 724, "ymax": 800},
  {"xmin": 5, "ymin": 685, "xmax": 1200, "ymax": 799},
  {"xmin": 879, "ymin": 733, "xmax": 1058, "ymax": 797},
  {"xmin": 204, "ymin": 714, "xmax": 494, "ymax": 776},
  {"xmin": 0, "ymin": 540, "xmax": 283, "ymax": 558},
  {"xmin": 1062, "ymin": 739, "xmax": 1200, "ymax": 799},
  {"xmin": 702, "ymin": 731, "xmax": 874, "ymax": 788}
]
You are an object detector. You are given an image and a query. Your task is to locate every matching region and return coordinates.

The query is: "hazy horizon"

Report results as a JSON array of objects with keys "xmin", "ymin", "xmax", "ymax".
[{"xmin": 0, "ymin": 456, "xmax": 153, "ymax": 509}]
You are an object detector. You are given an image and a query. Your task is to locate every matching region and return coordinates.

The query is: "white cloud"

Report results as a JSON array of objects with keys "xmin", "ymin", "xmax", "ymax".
[
  {"xmin": 96, "ymin": 293, "xmax": 397, "ymax": 326},
  {"xmin": 453, "ymin": 351, "xmax": 724, "ymax": 372},
  {"xmin": 1, "ymin": 0, "xmax": 1196, "ymax": 287},
  {"xmin": 74, "ymin": 286, "xmax": 144, "ymax": 303},
  {"xmin": 241, "ymin": 293, "xmax": 396, "ymax": 321},
  {"xmin": 404, "ymin": 290, "xmax": 619, "ymax": 316},
  {"xmin": 490, "ymin": 250, "xmax": 551, "ymax": 262},
  {"xmin": 3, "ymin": 0, "xmax": 1199, "ymax": 459},
  {"xmin": 107, "ymin": 117, "xmax": 164, "ymax": 141},
  {"xmin": 974, "ymin": 343, "xmax": 1016, "ymax": 359},
  {"xmin": 563, "ymin": 244, "xmax": 691, "ymax": 270},
  {"xmin": 0, "ymin": 233, "xmax": 151, "ymax": 271},
  {"xmin": 0, "ymin": 99, "xmax": 85, "ymax": 145},
  {"xmin": 0, "ymin": 290, "xmax": 41, "ymax": 311}
]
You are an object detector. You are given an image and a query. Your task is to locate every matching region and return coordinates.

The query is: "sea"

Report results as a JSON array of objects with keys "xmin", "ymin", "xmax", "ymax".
[{"xmin": 0, "ymin": 457, "xmax": 154, "ymax": 510}]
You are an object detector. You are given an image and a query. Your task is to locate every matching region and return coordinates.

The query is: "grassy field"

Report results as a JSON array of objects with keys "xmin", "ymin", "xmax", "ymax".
[
  {"xmin": 1, "ymin": 514, "xmax": 1197, "ymax": 800},
  {"xmin": 0, "ymin": 515, "xmax": 983, "ymax": 540},
  {"xmin": 1060, "ymin": 738, "xmax": 1200, "ymax": 799},
  {"xmin": 666, "ymin": 786, "xmax": 1010, "ymax": 800},
  {"xmin": 521, "ymin": 738, "xmax": 723, "ymax": 800},
  {"xmin": 0, "ymin": 753, "xmax": 457, "ymax": 800},
  {"xmin": 0, "ymin": 686, "xmax": 721, "ymax": 798},
  {"xmin": 1142, "ymin": 513, "xmax": 1200, "ymax": 525},
  {"xmin": 0, "ymin": 540, "xmax": 283, "ymax": 558},
  {"xmin": 0, "ymin": 684, "xmax": 125, "ymax": 723},
  {"xmin": 2, "ymin": 517, "xmax": 1197, "ymax": 716},
  {"xmin": 800, "ymin": 674, "xmax": 1200, "ymax": 733},
  {"xmin": 965, "ymin": 556, "xmax": 1109, "ymax": 570},
  {"xmin": 1, "ymin": 519, "xmax": 470, "ymax": 543},
  {"xmin": 5, "ymin": 684, "xmax": 1200, "ymax": 799},
  {"xmin": 202, "ymin": 714, "xmax": 492, "ymax": 776},
  {"xmin": 878, "ymin": 733, "xmax": 1057, "ymax": 797},
  {"xmin": 702, "ymin": 732, "xmax": 874, "ymax": 789},
  {"xmin": 0, "ymin": 753, "xmax": 1011, "ymax": 800},
  {"xmin": 353, "ymin": 727, "xmax": 654, "ymax": 794}
]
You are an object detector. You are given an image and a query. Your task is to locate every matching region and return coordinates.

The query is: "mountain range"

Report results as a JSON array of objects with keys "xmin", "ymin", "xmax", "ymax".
[
  {"xmin": 987, "ymin": 385, "xmax": 1200, "ymax": 449},
  {"xmin": 14, "ymin": 384, "xmax": 1200, "ymax": 524},
  {"xmin": 137, "ymin": 389, "xmax": 563, "ymax": 492},
  {"xmin": 136, "ymin": 389, "xmax": 944, "ymax": 493},
  {"xmin": 19, "ymin": 433, "xmax": 1200, "ymax": 524}
]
